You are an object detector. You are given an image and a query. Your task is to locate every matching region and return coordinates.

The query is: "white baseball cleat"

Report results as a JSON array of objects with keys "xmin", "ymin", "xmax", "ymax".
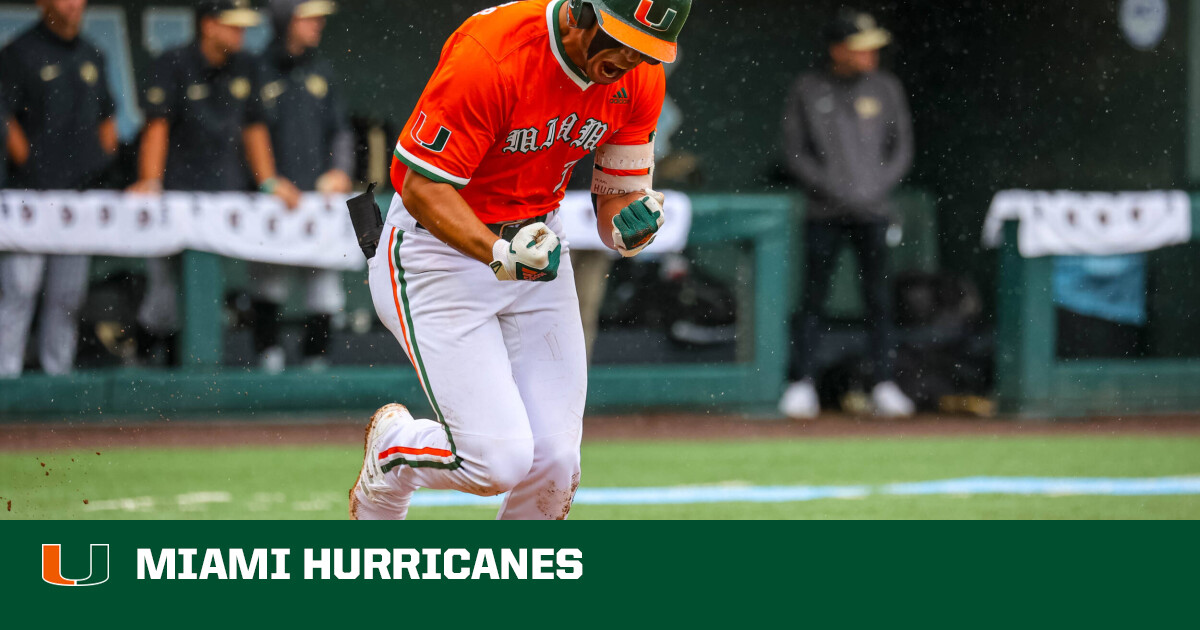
[
  {"xmin": 871, "ymin": 381, "xmax": 916, "ymax": 417},
  {"xmin": 779, "ymin": 379, "xmax": 820, "ymax": 419},
  {"xmin": 349, "ymin": 403, "xmax": 413, "ymax": 520}
]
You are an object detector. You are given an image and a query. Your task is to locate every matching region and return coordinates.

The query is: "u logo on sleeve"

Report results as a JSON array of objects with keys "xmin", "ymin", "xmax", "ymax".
[{"xmin": 411, "ymin": 111, "xmax": 452, "ymax": 153}]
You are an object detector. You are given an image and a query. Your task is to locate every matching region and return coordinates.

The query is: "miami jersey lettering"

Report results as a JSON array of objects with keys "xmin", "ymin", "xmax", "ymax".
[{"xmin": 392, "ymin": 0, "xmax": 665, "ymax": 224}]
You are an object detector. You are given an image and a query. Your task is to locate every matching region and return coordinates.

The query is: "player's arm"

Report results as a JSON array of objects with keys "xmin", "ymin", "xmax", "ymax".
[
  {"xmin": 595, "ymin": 189, "xmax": 660, "ymax": 251},
  {"xmin": 99, "ymin": 118, "xmax": 118, "ymax": 156},
  {"xmin": 0, "ymin": 49, "xmax": 29, "ymax": 167},
  {"xmin": 593, "ymin": 67, "xmax": 668, "ymax": 257},
  {"xmin": 244, "ymin": 123, "xmax": 301, "ymax": 209},
  {"xmin": 6, "ymin": 117, "xmax": 28, "ymax": 167},
  {"xmin": 401, "ymin": 169, "xmax": 497, "ymax": 264},
  {"xmin": 128, "ymin": 117, "xmax": 168, "ymax": 193},
  {"xmin": 401, "ymin": 169, "xmax": 560, "ymax": 283},
  {"xmin": 129, "ymin": 55, "xmax": 173, "ymax": 193},
  {"xmin": 590, "ymin": 146, "xmax": 665, "ymax": 257},
  {"xmin": 96, "ymin": 56, "xmax": 118, "ymax": 157},
  {"xmin": 241, "ymin": 65, "xmax": 299, "ymax": 208}
]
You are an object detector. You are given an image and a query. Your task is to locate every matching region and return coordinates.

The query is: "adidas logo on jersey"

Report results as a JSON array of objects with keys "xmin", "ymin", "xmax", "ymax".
[{"xmin": 609, "ymin": 88, "xmax": 631, "ymax": 105}]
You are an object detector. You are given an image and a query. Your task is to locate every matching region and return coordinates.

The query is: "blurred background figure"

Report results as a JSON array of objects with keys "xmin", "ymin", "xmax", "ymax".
[
  {"xmin": 249, "ymin": 0, "xmax": 352, "ymax": 373},
  {"xmin": 778, "ymin": 7, "xmax": 914, "ymax": 418},
  {"xmin": 128, "ymin": 0, "xmax": 300, "ymax": 365},
  {"xmin": 0, "ymin": 0, "xmax": 116, "ymax": 377}
]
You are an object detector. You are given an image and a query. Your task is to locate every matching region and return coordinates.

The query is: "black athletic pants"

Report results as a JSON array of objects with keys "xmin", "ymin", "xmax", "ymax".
[{"xmin": 790, "ymin": 219, "xmax": 894, "ymax": 385}]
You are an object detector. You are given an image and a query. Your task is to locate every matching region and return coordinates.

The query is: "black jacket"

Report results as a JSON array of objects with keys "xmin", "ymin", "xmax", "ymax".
[{"xmin": 258, "ymin": 43, "xmax": 353, "ymax": 190}]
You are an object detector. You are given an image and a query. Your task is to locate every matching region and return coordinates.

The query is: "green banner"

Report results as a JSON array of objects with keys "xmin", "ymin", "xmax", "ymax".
[{"xmin": 0, "ymin": 522, "xmax": 1196, "ymax": 625}]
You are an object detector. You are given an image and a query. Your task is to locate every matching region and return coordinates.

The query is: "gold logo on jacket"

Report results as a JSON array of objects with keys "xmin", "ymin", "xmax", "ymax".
[
  {"xmin": 855, "ymin": 96, "xmax": 882, "ymax": 119},
  {"xmin": 262, "ymin": 79, "xmax": 286, "ymax": 104},
  {"xmin": 80, "ymin": 62, "xmax": 99, "ymax": 85},
  {"xmin": 40, "ymin": 64, "xmax": 61, "ymax": 82},
  {"xmin": 306, "ymin": 74, "xmax": 328, "ymax": 99},
  {"xmin": 147, "ymin": 87, "xmax": 166, "ymax": 105},
  {"xmin": 187, "ymin": 84, "xmax": 210, "ymax": 100},
  {"xmin": 230, "ymin": 77, "xmax": 251, "ymax": 100}
]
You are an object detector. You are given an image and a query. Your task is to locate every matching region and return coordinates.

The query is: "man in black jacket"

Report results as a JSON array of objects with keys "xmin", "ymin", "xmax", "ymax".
[
  {"xmin": 128, "ymin": 0, "xmax": 300, "ymax": 364},
  {"xmin": 779, "ymin": 8, "xmax": 915, "ymax": 418},
  {"xmin": 0, "ymin": 0, "xmax": 117, "ymax": 377},
  {"xmin": 249, "ymin": 0, "xmax": 353, "ymax": 372}
]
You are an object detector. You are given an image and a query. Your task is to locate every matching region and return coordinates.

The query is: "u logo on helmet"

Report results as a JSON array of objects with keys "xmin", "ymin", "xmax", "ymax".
[
  {"xmin": 411, "ymin": 111, "xmax": 452, "ymax": 153},
  {"xmin": 634, "ymin": 0, "xmax": 677, "ymax": 32}
]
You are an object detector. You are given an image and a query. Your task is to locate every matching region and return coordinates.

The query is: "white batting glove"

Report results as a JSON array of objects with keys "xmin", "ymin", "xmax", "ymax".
[
  {"xmin": 490, "ymin": 222, "xmax": 562, "ymax": 282},
  {"xmin": 611, "ymin": 189, "xmax": 666, "ymax": 257}
]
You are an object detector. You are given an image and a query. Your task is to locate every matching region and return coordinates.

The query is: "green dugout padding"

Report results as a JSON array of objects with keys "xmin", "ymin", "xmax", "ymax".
[{"xmin": 994, "ymin": 198, "xmax": 1200, "ymax": 418}]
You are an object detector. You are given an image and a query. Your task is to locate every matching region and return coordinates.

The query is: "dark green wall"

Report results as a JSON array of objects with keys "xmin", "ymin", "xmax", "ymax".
[{"xmin": 103, "ymin": 0, "xmax": 1194, "ymax": 302}]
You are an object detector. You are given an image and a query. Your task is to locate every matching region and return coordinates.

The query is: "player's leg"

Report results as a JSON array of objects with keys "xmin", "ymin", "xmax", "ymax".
[
  {"xmin": 795, "ymin": 221, "xmax": 844, "ymax": 381},
  {"xmin": 136, "ymin": 256, "xmax": 180, "ymax": 365},
  {"xmin": 355, "ymin": 227, "xmax": 536, "ymax": 518},
  {"xmin": 0, "ymin": 253, "xmax": 47, "ymax": 377},
  {"xmin": 495, "ymin": 246, "xmax": 587, "ymax": 520},
  {"xmin": 302, "ymin": 268, "xmax": 345, "ymax": 364},
  {"xmin": 37, "ymin": 255, "xmax": 89, "ymax": 376},
  {"xmin": 781, "ymin": 221, "xmax": 845, "ymax": 418},
  {"xmin": 848, "ymin": 221, "xmax": 893, "ymax": 384},
  {"xmin": 248, "ymin": 261, "xmax": 289, "ymax": 371},
  {"xmin": 850, "ymin": 221, "xmax": 913, "ymax": 415}
]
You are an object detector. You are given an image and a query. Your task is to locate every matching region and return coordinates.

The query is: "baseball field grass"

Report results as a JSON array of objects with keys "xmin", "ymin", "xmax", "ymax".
[{"xmin": 3, "ymin": 433, "xmax": 1198, "ymax": 519}]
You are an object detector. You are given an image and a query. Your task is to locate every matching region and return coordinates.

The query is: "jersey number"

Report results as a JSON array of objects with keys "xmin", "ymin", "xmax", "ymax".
[{"xmin": 556, "ymin": 159, "xmax": 582, "ymax": 192}]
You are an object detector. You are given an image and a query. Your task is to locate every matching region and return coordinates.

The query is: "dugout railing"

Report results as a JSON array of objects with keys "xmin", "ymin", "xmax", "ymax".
[
  {"xmin": 994, "ymin": 199, "xmax": 1200, "ymax": 417},
  {"xmin": 0, "ymin": 193, "xmax": 803, "ymax": 418}
]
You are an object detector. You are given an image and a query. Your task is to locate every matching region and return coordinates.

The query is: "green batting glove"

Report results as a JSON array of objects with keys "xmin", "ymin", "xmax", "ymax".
[{"xmin": 611, "ymin": 190, "xmax": 666, "ymax": 257}]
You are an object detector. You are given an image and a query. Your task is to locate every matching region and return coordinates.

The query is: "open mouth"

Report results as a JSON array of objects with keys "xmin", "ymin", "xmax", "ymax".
[{"xmin": 599, "ymin": 61, "xmax": 628, "ymax": 80}]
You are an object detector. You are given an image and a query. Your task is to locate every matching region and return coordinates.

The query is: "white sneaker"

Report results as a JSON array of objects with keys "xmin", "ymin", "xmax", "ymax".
[
  {"xmin": 779, "ymin": 379, "xmax": 820, "ymax": 419},
  {"xmin": 350, "ymin": 403, "xmax": 413, "ymax": 520},
  {"xmin": 872, "ymin": 381, "xmax": 915, "ymax": 417}
]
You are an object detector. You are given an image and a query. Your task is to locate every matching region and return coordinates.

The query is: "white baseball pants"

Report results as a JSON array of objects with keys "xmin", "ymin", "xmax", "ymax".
[
  {"xmin": 367, "ymin": 211, "xmax": 586, "ymax": 520},
  {"xmin": 0, "ymin": 253, "xmax": 89, "ymax": 377}
]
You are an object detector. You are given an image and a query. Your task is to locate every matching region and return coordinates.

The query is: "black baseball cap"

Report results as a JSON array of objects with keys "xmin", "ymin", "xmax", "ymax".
[
  {"xmin": 196, "ymin": 0, "xmax": 262, "ymax": 27},
  {"xmin": 825, "ymin": 8, "xmax": 891, "ymax": 51}
]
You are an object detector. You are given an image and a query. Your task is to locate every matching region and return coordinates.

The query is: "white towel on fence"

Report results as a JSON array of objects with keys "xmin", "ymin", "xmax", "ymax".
[
  {"xmin": 0, "ymin": 191, "xmax": 363, "ymax": 270},
  {"xmin": 983, "ymin": 190, "xmax": 1191, "ymax": 257}
]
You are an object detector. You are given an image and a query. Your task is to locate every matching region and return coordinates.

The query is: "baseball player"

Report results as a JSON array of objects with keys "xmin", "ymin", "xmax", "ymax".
[
  {"xmin": 350, "ymin": 0, "xmax": 691, "ymax": 520},
  {"xmin": 0, "ymin": 0, "xmax": 117, "ymax": 377},
  {"xmin": 128, "ymin": 0, "xmax": 301, "ymax": 364},
  {"xmin": 250, "ymin": 0, "xmax": 354, "ymax": 372}
]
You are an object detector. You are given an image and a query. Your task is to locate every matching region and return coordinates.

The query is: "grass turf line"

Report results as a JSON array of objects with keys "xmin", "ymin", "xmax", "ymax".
[{"xmin": 1, "ymin": 435, "xmax": 1197, "ymax": 519}]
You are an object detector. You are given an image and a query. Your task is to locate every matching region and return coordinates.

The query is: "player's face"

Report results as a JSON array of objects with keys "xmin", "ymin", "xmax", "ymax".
[
  {"xmin": 207, "ymin": 21, "xmax": 247, "ymax": 54},
  {"xmin": 38, "ymin": 0, "xmax": 87, "ymax": 33},
  {"xmin": 830, "ymin": 43, "xmax": 880, "ymax": 75},
  {"xmin": 289, "ymin": 16, "xmax": 326, "ymax": 50},
  {"xmin": 586, "ymin": 45, "xmax": 647, "ymax": 85}
]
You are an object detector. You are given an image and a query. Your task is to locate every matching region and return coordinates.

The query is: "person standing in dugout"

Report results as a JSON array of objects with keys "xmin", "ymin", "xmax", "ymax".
[
  {"xmin": 778, "ymin": 8, "xmax": 916, "ymax": 419},
  {"xmin": 350, "ymin": 0, "xmax": 690, "ymax": 520},
  {"xmin": 249, "ymin": 0, "xmax": 354, "ymax": 373},
  {"xmin": 128, "ymin": 0, "xmax": 301, "ymax": 364},
  {"xmin": 0, "ymin": 0, "xmax": 117, "ymax": 377}
]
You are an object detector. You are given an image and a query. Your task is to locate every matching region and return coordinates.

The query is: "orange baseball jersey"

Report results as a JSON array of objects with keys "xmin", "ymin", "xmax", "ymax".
[{"xmin": 392, "ymin": 0, "xmax": 666, "ymax": 224}]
